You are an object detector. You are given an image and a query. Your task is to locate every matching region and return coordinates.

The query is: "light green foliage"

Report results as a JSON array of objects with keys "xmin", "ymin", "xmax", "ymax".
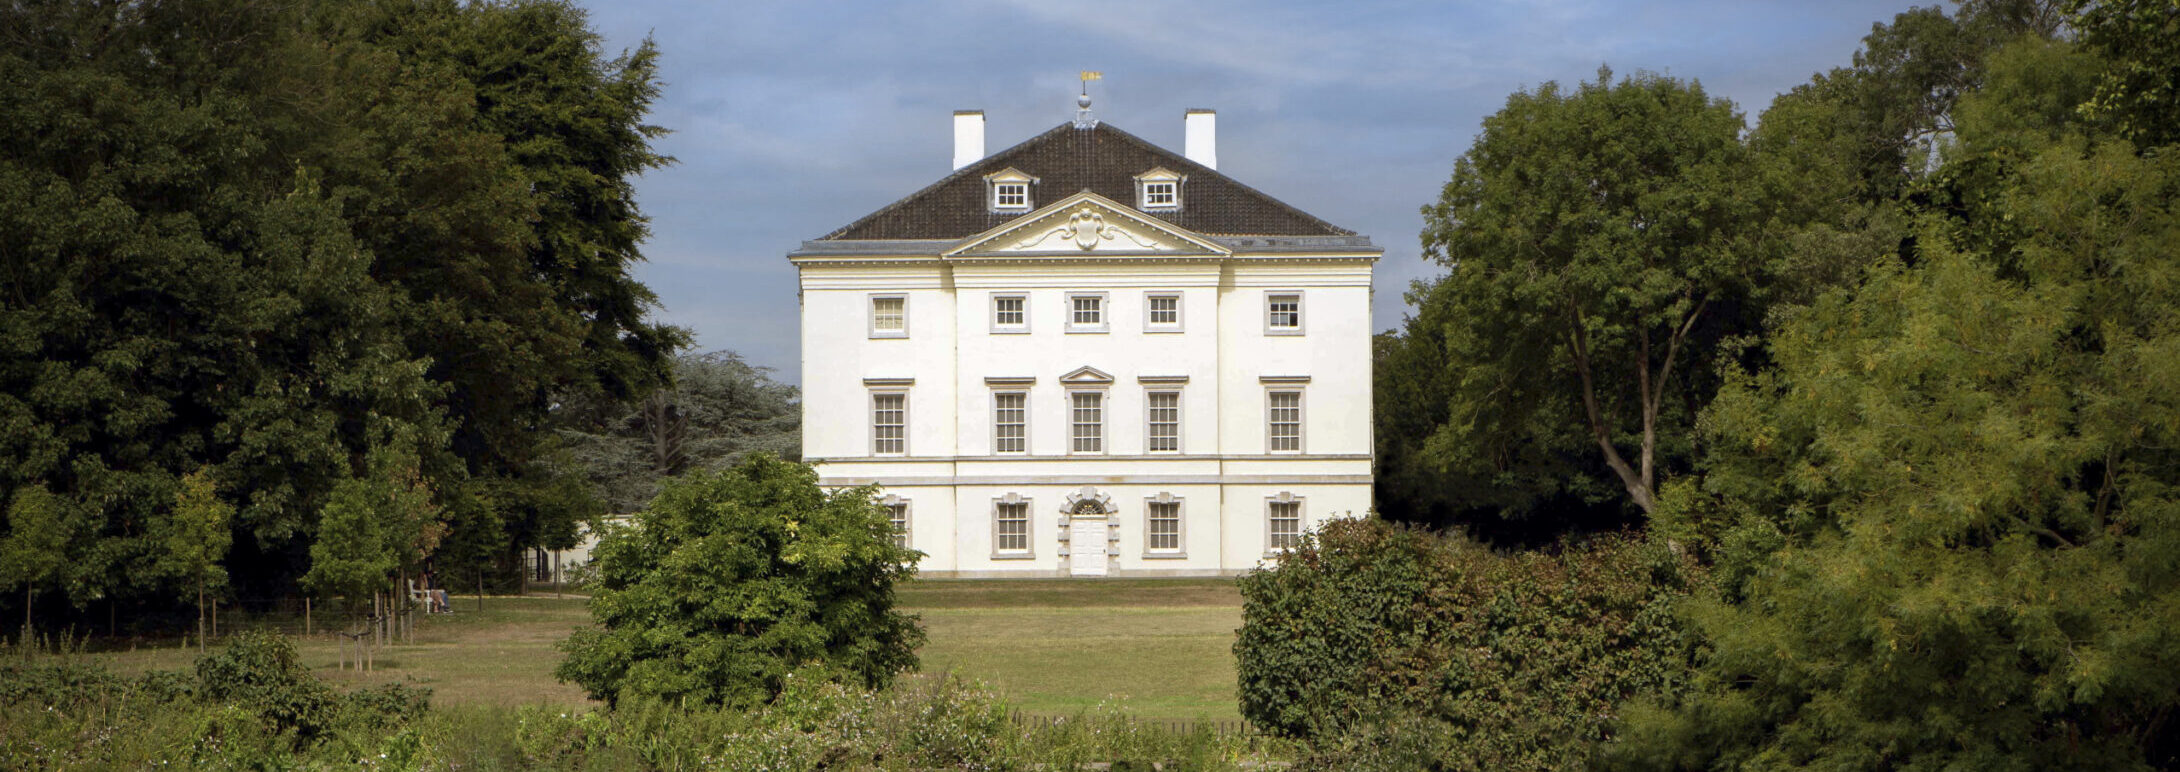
[
  {"xmin": 1234, "ymin": 518, "xmax": 1703, "ymax": 770},
  {"xmin": 2, "ymin": 485, "xmax": 70, "ymax": 637},
  {"xmin": 557, "ymin": 350, "xmax": 802, "ymax": 514},
  {"xmin": 555, "ymin": 454, "xmax": 925, "ymax": 708},
  {"xmin": 155, "ymin": 469, "xmax": 233, "ymax": 646},
  {"xmin": 1615, "ymin": 49, "xmax": 2180, "ymax": 766},
  {"xmin": 1401, "ymin": 69, "xmax": 1759, "ymax": 521},
  {"xmin": 302, "ymin": 446, "xmax": 442, "ymax": 605},
  {"xmin": 303, "ymin": 479, "xmax": 398, "ymax": 606}
]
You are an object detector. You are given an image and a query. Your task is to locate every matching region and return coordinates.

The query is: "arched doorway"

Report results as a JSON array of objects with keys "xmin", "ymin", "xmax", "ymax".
[{"xmin": 1063, "ymin": 487, "xmax": 1113, "ymax": 577}]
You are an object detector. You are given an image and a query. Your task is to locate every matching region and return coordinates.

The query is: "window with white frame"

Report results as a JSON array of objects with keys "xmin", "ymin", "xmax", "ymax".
[
  {"xmin": 994, "ymin": 499, "xmax": 1031, "ymax": 555},
  {"xmin": 987, "ymin": 168, "xmax": 1037, "ymax": 212},
  {"xmin": 870, "ymin": 295, "xmax": 907, "ymax": 337},
  {"xmin": 1066, "ymin": 293, "xmax": 1107, "ymax": 333},
  {"xmin": 991, "ymin": 294, "xmax": 1027, "ymax": 333},
  {"xmin": 993, "ymin": 392, "xmax": 1027, "ymax": 454},
  {"xmin": 1267, "ymin": 499, "xmax": 1302, "ymax": 550},
  {"xmin": 882, "ymin": 499, "xmax": 911, "ymax": 550},
  {"xmin": 1135, "ymin": 168, "xmax": 1184, "ymax": 211},
  {"xmin": 1147, "ymin": 498, "xmax": 1182, "ymax": 553},
  {"xmin": 1142, "ymin": 181, "xmax": 1178, "ymax": 208},
  {"xmin": 872, "ymin": 392, "xmax": 906, "ymax": 455},
  {"xmin": 1145, "ymin": 292, "xmax": 1182, "ymax": 331},
  {"xmin": 1267, "ymin": 390, "xmax": 1302, "ymax": 452},
  {"xmin": 1146, "ymin": 391, "xmax": 1181, "ymax": 452},
  {"xmin": 1266, "ymin": 292, "xmax": 1302, "ymax": 334},
  {"xmin": 1070, "ymin": 391, "xmax": 1104, "ymax": 453}
]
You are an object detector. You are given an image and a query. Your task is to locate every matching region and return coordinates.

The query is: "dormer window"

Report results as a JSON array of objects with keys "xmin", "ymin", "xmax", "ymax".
[
  {"xmin": 1144, "ymin": 181, "xmax": 1176, "ymax": 207},
  {"xmin": 1135, "ymin": 167, "xmax": 1184, "ymax": 211},
  {"xmin": 985, "ymin": 168, "xmax": 1037, "ymax": 212}
]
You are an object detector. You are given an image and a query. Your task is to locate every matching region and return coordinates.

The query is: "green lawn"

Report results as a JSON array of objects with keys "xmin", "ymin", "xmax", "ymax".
[
  {"xmin": 901, "ymin": 578, "xmax": 1246, "ymax": 721},
  {"xmin": 67, "ymin": 577, "xmax": 1247, "ymax": 721},
  {"xmin": 74, "ymin": 596, "xmax": 595, "ymax": 707}
]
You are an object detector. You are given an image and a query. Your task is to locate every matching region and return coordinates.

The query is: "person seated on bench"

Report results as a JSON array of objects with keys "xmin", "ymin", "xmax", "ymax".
[{"xmin": 421, "ymin": 572, "xmax": 452, "ymax": 614}]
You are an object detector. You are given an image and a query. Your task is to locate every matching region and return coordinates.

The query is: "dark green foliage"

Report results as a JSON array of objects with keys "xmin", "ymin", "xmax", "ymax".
[
  {"xmin": 2070, "ymin": 0, "xmax": 2180, "ymax": 148},
  {"xmin": 1388, "ymin": 68, "xmax": 1763, "ymax": 531},
  {"xmin": 1615, "ymin": 29, "xmax": 2180, "ymax": 770},
  {"xmin": 557, "ymin": 350, "xmax": 802, "ymax": 514},
  {"xmin": 0, "ymin": 0, "xmax": 676, "ymax": 619},
  {"xmin": 555, "ymin": 454, "xmax": 924, "ymax": 708},
  {"xmin": 194, "ymin": 629, "xmax": 341, "ymax": 738},
  {"xmin": 1234, "ymin": 518, "xmax": 1702, "ymax": 770},
  {"xmin": 2, "ymin": 637, "xmax": 431, "ymax": 765}
]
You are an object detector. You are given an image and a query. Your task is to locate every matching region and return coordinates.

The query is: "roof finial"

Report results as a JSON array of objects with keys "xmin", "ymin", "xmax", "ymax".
[{"xmin": 1074, "ymin": 71, "xmax": 1101, "ymax": 129}]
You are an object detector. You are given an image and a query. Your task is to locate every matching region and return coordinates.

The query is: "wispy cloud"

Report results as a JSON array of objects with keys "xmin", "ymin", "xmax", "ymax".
[{"xmin": 581, "ymin": 0, "xmax": 1922, "ymax": 381}]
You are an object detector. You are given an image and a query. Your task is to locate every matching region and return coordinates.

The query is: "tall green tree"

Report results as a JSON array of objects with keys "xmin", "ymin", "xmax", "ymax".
[
  {"xmin": 0, "ymin": 0, "xmax": 676, "ymax": 617},
  {"xmin": 1, "ymin": 486, "xmax": 69, "ymax": 644},
  {"xmin": 154, "ymin": 469, "xmax": 233, "ymax": 652},
  {"xmin": 344, "ymin": 0, "xmax": 686, "ymax": 571},
  {"xmin": 1614, "ymin": 35, "xmax": 2180, "ymax": 768},
  {"xmin": 1404, "ymin": 68, "xmax": 1761, "ymax": 521}
]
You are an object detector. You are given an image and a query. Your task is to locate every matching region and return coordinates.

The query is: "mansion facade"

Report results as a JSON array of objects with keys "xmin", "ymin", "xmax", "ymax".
[{"xmin": 792, "ymin": 104, "xmax": 1378, "ymax": 577}]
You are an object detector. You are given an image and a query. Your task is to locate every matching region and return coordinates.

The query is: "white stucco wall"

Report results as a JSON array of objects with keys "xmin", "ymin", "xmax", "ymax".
[{"xmin": 795, "ymin": 195, "xmax": 1377, "ymax": 577}]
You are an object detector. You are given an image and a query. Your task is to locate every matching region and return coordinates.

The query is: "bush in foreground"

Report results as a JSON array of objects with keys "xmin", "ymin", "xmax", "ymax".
[
  {"xmin": 2, "ymin": 654, "xmax": 1279, "ymax": 769},
  {"xmin": 0, "ymin": 632, "xmax": 430, "ymax": 767},
  {"xmin": 1235, "ymin": 517, "xmax": 1703, "ymax": 770},
  {"xmin": 555, "ymin": 454, "xmax": 925, "ymax": 708}
]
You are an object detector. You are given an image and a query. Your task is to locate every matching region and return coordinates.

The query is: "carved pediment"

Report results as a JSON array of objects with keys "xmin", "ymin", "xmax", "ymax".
[
  {"xmin": 946, "ymin": 191, "xmax": 1230, "ymax": 258},
  {"xmin": 1059, "ymin": 366, "xmax": 1114, "ymax": 385}
]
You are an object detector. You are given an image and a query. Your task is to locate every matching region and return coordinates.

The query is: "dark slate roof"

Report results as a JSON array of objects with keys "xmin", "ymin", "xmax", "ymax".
[{"xmin": 818, "ymin": 122, "xmax": 1356, "ymax": 240}]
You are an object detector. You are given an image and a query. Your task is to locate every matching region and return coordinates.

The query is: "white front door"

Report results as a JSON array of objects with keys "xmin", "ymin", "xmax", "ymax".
[{"xmin": 1069, "ymin": 517, "xmax": 1107, "ymax": 577}]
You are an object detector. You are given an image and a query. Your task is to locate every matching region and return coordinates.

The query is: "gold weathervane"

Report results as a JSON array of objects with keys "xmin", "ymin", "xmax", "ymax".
[{"xmin": 1074, "ymin": 71, "xmax": 1102, "ymax": 128}]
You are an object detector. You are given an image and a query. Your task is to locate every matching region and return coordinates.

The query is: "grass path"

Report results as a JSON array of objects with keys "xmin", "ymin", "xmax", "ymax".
[{"xmin": 67, "ymin": 577, "xmax": 1247, "ymax": 720}]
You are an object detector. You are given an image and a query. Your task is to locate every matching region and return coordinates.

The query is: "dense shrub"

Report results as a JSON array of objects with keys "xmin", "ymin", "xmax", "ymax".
[
  {"xmin": 194, "ymin": 628, "xmax": 341, "ymax": 738},
  {"xmin": 0, "ymin": 633, "xmax": 431, "ymax": 766},
  {"xmin": 1234, "ymin": 517, "xmax": 1703, "ymax": 770},
  {"xmin": 555, "ymin": 454, "xmax": 925, "ymax": 708}
]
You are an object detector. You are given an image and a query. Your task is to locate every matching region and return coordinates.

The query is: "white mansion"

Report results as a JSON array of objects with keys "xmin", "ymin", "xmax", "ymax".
[{"xmin": 792, "ymin": 101, "xmax": 1378, "ymax": 577}]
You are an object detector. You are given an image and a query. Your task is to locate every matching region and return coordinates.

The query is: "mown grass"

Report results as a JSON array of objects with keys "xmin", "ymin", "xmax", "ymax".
[
  {"xmin": 68, "ymin": 596, "xmax": 594, "ymax": 707},
  {"xmin": 903, "ymin": 578, "xmax": 1245, "ymax": 721},
  {"xmin": 64, "ymin": 577, "xmax": 1247, "ymax": 721}
]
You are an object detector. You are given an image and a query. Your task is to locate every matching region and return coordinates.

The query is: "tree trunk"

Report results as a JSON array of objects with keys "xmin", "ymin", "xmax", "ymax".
[
  {"xmin": 22, "ymin": 586, "xmax": 30, "ymax": 657},
  {"xmin": 196, "ymin": 584, "xmax": 206, "ymax": 654}
]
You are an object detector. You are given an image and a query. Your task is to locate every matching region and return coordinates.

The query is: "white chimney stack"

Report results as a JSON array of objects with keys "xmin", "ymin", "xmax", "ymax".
[
  {"xmin": 1184, "ymin": 109, "xmax": 1217, "ymax": 170},
  {"xmin": 953, "ymin": 110, "xmax": 986, "ymax": 170}
]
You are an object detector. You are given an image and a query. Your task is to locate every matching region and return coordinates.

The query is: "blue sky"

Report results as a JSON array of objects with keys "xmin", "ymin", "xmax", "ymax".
[{"xmin": 575, "ymin": 0, "xmax": 1929, "ymax": 384}]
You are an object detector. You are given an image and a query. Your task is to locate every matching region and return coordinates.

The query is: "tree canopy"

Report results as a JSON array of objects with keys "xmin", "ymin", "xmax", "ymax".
[
  {"xmin": 557, "ymin": 350, "xmax": 801, "ymax": 514},
  {"xmin": 0, "ymin": 0, "xmax": 676, "ymax": 621},
  {"xmin": 1361, "ymin": 2, "xmax": 2180, "ymax": 767},
  {"xmin": 1388, "ymin": 69, "xmax": 1763, "ymax": 529}
]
